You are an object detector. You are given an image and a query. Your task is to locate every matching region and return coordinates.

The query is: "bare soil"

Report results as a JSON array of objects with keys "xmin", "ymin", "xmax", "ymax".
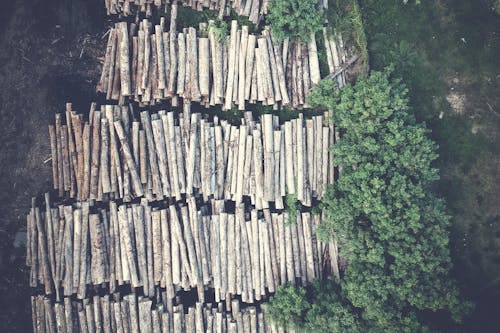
[{"xmin": 0, "ymin": 0, "xmax": 105, "ymax": 330}]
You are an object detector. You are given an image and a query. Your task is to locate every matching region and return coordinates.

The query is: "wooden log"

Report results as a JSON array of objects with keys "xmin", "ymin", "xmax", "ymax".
[
  {"xmin": 141, "ymin": 21, "xmax": 151, "ymax": 91},
  {"xmin": 264, "ymin": 30, "xmax": 281, "ymax": 103},
  {"xmin": 223, "ymin": 21, "xmax": 238, "ymax": 109},
  {"xmin": 118, "ymin": 205, "xmax": 139, "ymax": 287},
  {"xmin": 177, "ymin": 32, "xmax": 186, "ymax": 96},
  {"xmin": 322, "ymin": 126, "xmax": 329, "ymax": 196},
  {"xmin": 138, "ymin": 298, "xmax": 153, "ymax": 333},
  {"xmin": 262, "ymin": 114, "xmax": 274, "ymax": 202},
  {"xmin": 114, "ymin": 120, "xmax": 143, "ymax": 197},
  {"xmin": 111, "ymin": 27, "xmax": 122, "ymax": 100},
  {"xmin": 323, "ymin": 28, "xmax": 335, "ymax": 74},
  {"xmin": 244, "ymin": 35, "xmax": 256, "ymax": 101},
  {"xmin": 308, "ymin": 33, "xmax": 321, "ymax": 86},
  {"xmin": 211, "ymin": 215, "xmax": 221, "ymax": 302},
  {"xmin": 141, "ymin": 111, "xmax": 163, "ymax": 197},
  {"xmin": 98, "ymin": 28, "xmax": 115, "ymax": 93},
  {"xmin": 137, "ymin": 29, "xmax": 145, "ymax": 96},
  {"xmin": 234, "ymin": 127, "xmax": 247, "ymax": 203},
  {"xmin": 232, "ymin": 29, "xmax": 241, "ymax": 105},
  {"xmin": 274, "ymin": 130, "xmax": 283, "ymax": 209},
  {"xmin": 258, "ymin": 37, "xmax": 274, "ymax": 104},
  {"xmin": 163, "ymin": 112, "xmax": 181, "ymax": 199},
  {"xmin": 296, "ymin": 41, "xmax": 304, "ymax": 106},
  {"xmin": 49, "ymin": 125, "xmax": 58, "ymax": 190},
  {"xmin": 72, "ymin": 208, "xmax": 82, "ymax": 294},
  {"xmin": 84, "ymin": 299, "xmax": 96, "ymax": 333},
  {"xmin": 237, "ymin": 26, "xmax": 249, "ymax": 109},
  {"xmin": 302, "ymin": 43, "xmax": 311, "ymax": 104},
  {"xmin": 262, "ymin": 217, "xmax": 275, "ymax": 293},
  {"xmin": 151, "ymin": 209, "xmax": 163, "ymax": 285},
  {"xmin": 89, "ymin": 111, "xmax": 101, "ymax": 200},
  {"xmin": 155, "ymin": 24, "xmax": 166, "ymax": 90},
  {"xmin": 101, "ymin": 295, "xmax": 112, "ymax": 333},
  {"xmin": 189, "ymin": 27, "xmax": 201, "ymax": 101},
  {"xmin": 151, "ymin": 117, "xmax": 170, "ymax": 197},
  {"xmin": 284, "ymin": 213, "xmax": 295, "ymax": 284},
  {"xmin": 199, "ymin": 37, "xmax": 210, "ymax": 97},
  {"xmin": 170, "ymin": 205, "xmax": 193, "ymax": 284},
  {"xmin": 60, "ymin": 124, "xmax": 70, "ymax": 193},
  {"xmin": 55, "ymin": 113, "xmax": 65, "ymax": 196},
  {"xmin": 118, "ymin": 22, "xmax": 131, "ymax": 96},
  {"xmin": 181, "ymin": 205, "xmax": 202, "ymax": 295},
  {"xmin": 113, "ymin": 301, "xmax": 124, "ymax": 333},
  {"xmin": 63, "ymin": 297, "xmax": 74, "ymax": 333},
  {"xmin": 54, "ymin": 302, "xmax": 66, "ymax": 333},
  {"xmin": 132, "ymin": 205, "xmax": 147, "ymax": 290},
  {"xmin": 163, "ymin": 31, "xmax": 171, "ymax": 95}
]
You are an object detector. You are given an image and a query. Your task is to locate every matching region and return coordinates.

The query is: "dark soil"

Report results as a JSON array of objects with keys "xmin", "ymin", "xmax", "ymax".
[{"xmin": 0, "ymin": 0, "xmax": 106, "ymax": 330}]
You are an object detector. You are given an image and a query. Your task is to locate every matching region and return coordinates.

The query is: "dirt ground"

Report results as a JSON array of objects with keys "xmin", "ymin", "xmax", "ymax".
[{"xmin": 0, "ymin": 0, "xmax": 105, "ymax": 330}]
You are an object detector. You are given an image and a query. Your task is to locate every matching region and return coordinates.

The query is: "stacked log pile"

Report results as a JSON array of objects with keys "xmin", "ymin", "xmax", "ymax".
[
  {"xmin": 104, "ymin": 0, "xmax": 268, "ymax": 24},
  {"xmin": 97, "ymin": 9, "xmax": 327, "ymax": 109},
  {"xmin": 32, "ymin": 295, "xmax": 283, "ymax": 333},
  {"xmin": 27, "ymin": 194, "xmax": 338, "ymax": 305},
  {"xmin": 49, "ymin": 103, "xmax": 335, "ymax": 207}
]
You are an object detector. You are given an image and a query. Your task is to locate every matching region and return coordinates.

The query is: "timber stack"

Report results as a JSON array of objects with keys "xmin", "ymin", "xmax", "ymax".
[
  {"xmin": 96, "ymin": 5, "xmax": 346, "ymax": 109},
  {"xmin": 104, "ymin": 0, "xmax": 268, "ymax": 24},
  {"xmin": 27, "ymin": 0, "xmax": 349, "ymax": 331},
  {"xmin": 27, "ymin": 194, "xmax": 339, "ymax": 303},
  {"xmin": 31, "ymin": 296, "xmax": 286, "ymax": 333},
  {"xmin": 48, "ymin": 103, "xmax": 336, "ymax": 207}
]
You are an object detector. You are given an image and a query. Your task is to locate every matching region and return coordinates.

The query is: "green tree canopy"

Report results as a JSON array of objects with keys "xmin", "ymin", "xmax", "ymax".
[
  {"xmin": 267, "ymin": 0, "xmax": 323, "ymax": 42},
  {"xmin": 312, "ymin": 70, "xmax": 472, "ymax": 331},
  {"xmin": 262, "ymin": 70, "xmax": 475, "ymax": 332},
  {"xmin": 266, "ymin": 281, "xmax": 362, "ymax": 333}
]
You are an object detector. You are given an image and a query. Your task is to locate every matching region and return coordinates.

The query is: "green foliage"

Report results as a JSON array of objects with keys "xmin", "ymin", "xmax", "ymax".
[
  {"xmin": 308, "ymin": 76, "xmax": 341, "ymax": 110},
  {"xmin": 305, "ymin": 281, "xmax": 362, "ymax": 333},
  {"xmin": 284, "ymin": 190, "xmax": 301, "ymax": 225},
  {"xmin": 267, "ymin": 0, "xmax": 323, "ymax": 42},
  {"xmin": 313, "ymin": 70, "xmax": 473, "ymax": 331},
  {"xmin": 267, "ymin": 281, "xmax": 362, "ymax": 332},
  {"xmin": 266, "ymin": 284, "xmax": 309, "ymax": 330},
  {"xmin": 208, "ymin": 19, "xmax": 228, "ymax": 43}
]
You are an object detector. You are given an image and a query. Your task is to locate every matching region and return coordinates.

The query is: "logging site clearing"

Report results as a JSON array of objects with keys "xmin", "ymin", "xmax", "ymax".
[{"xmin": 0, "ymin": 0, "xmax": 498, "ymax": 332}]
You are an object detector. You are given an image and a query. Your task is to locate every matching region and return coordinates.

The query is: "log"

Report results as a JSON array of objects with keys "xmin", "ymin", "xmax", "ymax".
[
  {"xmin": 141, "ymin": 111, "xmax": 162, "ymax": 197},
  {"xmin": 199, "ymin": 37, "xmax": 210, "ymax": 96},
  {"xmin": 101, "ymin": 118, "xmax": 111, "ymax": 194},
  {"xmin": 176, "ymin": 32, "xmax": 186, "ymax": 96},
  {"xmin": 308, "ymin": 33, "xmax": 321, "ymax": 86},
  {"xmin": 132, "ymin": 205, "xmax": 147, "ymax": 289},
  {"xmin": 118, "ymin": 22, "xmax": 131, "ymax": 96},
  {"xmin": 189, "ymin": 27, "xmax": 201, "ymax": 101},
  {"xmin": 138, "ymin": 299, "xmax": 153, "ymax": 333},
  {"xmin": 114, "ymin": 120, "xmax": 143, "ymax": 197},
  {"xmin": 262, "ymin": 114, "xmax": 274, "ymax": 202},
  {"xmin": 49, "ymin": 126, "xmax": 58, "ymax": 190},
  {"xmin": 151, "ymin": 117, "xmax": 170, "ymax": 197},
  {"xmin": 264, "ymin": 30, "xmax": 281, "ymax": 103},
  {"xmin": 155, "ymin": 24, "xmax": 166, "ymax": 90},
  {"xmin": 238, "ymin": 26, "xmax": 249, "ymax": 109},
  {"xmin": 89, "ymin": 111, "xmax": 101, "ymax": 200},
  {"xmin": 118, "ymin": 205, "xmax": 139, "ymax": 287}
]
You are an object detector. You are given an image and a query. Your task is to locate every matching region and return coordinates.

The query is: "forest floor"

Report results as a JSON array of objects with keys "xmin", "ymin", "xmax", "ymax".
[
  {"xmin": 0, "ymin": 0, "xmax": 105, "ymax": 330},
  {"xmin": 359, "ymin": 0, "xmax": 500, "ymax": 331}
]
